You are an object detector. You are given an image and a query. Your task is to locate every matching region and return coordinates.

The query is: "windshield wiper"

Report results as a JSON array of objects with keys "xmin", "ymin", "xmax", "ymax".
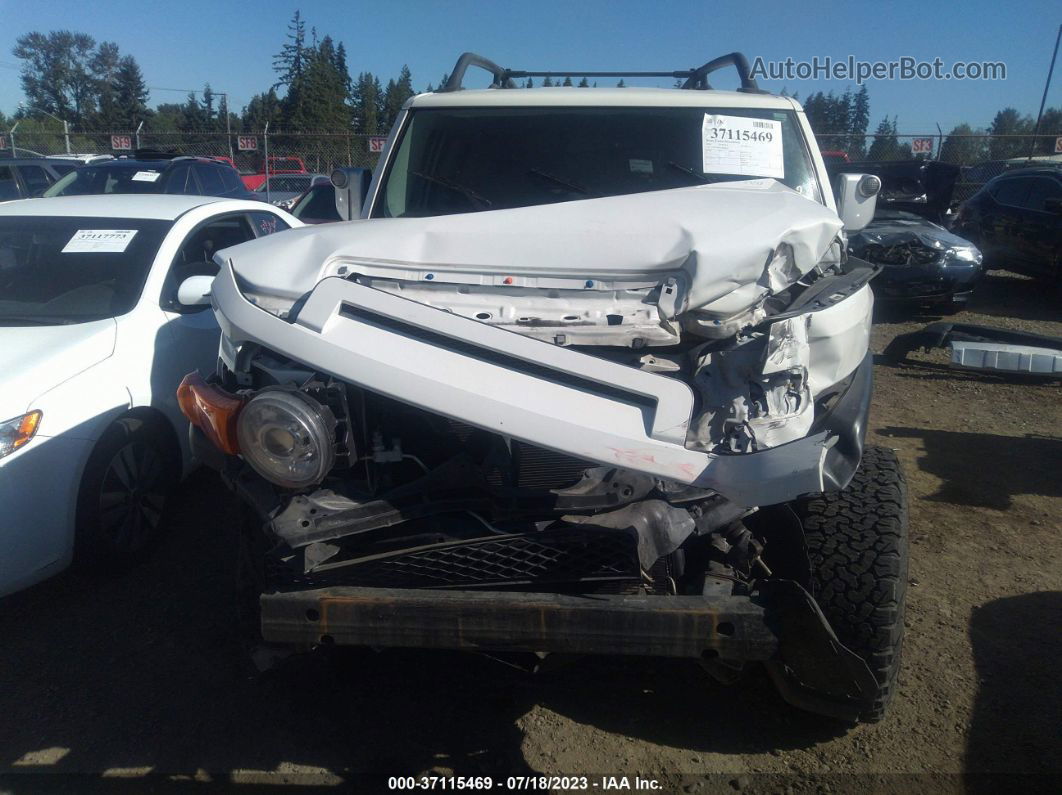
[
  {"xmin": 528, "ymin": 168, "xmax": 589, "ymax": 195},
  {"xmin": 667, "ymin": 161, "xmax": 714, "ymax": 184},
  {"xmin": 411, "ymin": 171, "xmax": 492, "ymax": 209}
]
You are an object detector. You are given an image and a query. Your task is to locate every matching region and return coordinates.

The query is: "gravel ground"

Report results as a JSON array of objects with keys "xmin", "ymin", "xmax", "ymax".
[{"xmin": 0, "ymin": 271, "xmax": 1059, "ymax": 792}]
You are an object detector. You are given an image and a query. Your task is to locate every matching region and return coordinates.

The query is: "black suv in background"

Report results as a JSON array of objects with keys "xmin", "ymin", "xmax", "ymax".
[
  {"xmin": 953, "ymin": 167, "xmax": 1062, "ymax": 280},
  {"xmin": 43, "ymin": 152, "xmax": 260, "ymax": 201}
]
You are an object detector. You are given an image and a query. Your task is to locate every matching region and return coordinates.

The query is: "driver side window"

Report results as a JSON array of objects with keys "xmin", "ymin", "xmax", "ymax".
[{"xmin": 162, "ymin": 215, "xmax": 255, "ymax": 311}]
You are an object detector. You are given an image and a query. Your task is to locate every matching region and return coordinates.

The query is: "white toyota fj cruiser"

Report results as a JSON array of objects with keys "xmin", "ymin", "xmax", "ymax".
[{"xmin": 179, "ymin": 52, "xmax": 907, "ymax": 722}]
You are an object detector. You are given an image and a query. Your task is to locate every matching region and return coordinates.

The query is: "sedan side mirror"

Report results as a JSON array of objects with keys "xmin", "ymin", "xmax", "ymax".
[
  {"xmin": 833, "ymin": 173, "xmax": 881, "ymax": 233},
  {"xmin": 177, "ymin": 275, "xmax": 215, "ymax": 308}
]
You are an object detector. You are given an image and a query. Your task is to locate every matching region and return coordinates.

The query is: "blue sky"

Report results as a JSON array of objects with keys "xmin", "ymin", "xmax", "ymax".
[{"xmin": 0, "ymin": 0, "xmax": 1059, "ymax": 133}]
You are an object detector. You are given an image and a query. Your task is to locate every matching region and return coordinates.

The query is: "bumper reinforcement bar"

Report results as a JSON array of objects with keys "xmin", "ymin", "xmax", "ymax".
[{"xmin": 260, "ymin": 580, "xmax": 879, "ymax": 720}]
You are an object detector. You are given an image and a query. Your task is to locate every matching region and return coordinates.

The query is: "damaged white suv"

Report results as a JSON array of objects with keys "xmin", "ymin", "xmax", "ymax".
[{"xmin": 179, "ymin": 53, "xmax": 907, "ymax": 722}]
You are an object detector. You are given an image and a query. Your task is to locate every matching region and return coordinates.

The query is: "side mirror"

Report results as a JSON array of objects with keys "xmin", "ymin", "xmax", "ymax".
[
  {"xmin": 833, "ymin": 173, "xmax": 880, "ymax": 232},
  {"xmin": 177, "ymin": 274, "xmax": 215, "ymax": 308},
  {"xmin": 331, "ymin": 167, "xmax": 372, "ymax": 220}
]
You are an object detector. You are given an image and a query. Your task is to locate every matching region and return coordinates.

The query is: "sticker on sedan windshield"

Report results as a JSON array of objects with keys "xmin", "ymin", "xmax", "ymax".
[
  {"xmin": 131, "ymin": 171, "xmax": 161, "ymax": 182},
  {"xmin": 61, "ymin": 229, "xmax": 138, "ymax": 253},
  {"xmin": 701, "ymin": 114, "xmax": 784, "ymax": 179}
]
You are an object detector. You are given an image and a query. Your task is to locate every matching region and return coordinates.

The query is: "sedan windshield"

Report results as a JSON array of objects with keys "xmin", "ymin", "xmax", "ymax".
[
  {"xmin": 377, "ymin": 106, "xmax": 821, "ymax": 217},
  {"xmin": 256, "ymin": 175, "xmax": 311, "ymax": 193},
  {"xmin": 0, "ymin": 216, "xmax": 172, "ymax": 325},
  {"xmin": 44, "ymin": 165, "xmax": 168, "ymax": 197}
]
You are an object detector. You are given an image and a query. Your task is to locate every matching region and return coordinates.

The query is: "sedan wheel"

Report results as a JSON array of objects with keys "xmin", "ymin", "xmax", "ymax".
[
  {"xmin": 75, "ymin": 419, "xmax": 177, "ymax": 569},
  {"xmin": 97, "ymin": 440, "xmax": 169, "ymax": 554}
]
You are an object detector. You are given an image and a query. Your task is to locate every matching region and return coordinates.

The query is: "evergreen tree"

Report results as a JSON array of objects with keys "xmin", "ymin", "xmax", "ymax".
[
  {"xmin": 525, "ymin": 78, "xmax": 533, "ymax": 88},
  {"xmin": 200, "ymin": 83, "xmax": 217, "ymax": 127},
  {"xmin": 577, "ymin": 77, "xmax": 589, "ymax": 87},
  {"xmin": 848, "ymin": 85, "xmax": 870, "ymax": 158},
  {"xmin": 353, "ymin": 71, "xmax": 383, "ymax": 134},
  {"xmin": 242, "ymin": 90, "xmax": 281, "ymax": 130},
  {"xmin": 988, "ymin": 107, "xmax": 1034, "ymax": 159},
  {"xmin": 112, "ymin": 55, "xmax": 151, "ymax": 128},
  {"xmin": 382, "ymin": 65, "xmax": 414, "ymax": 129},
  {"xmin": 562, "ymin": 76, "xmax": 573, "ymax": 87},
  {"xmin": 616, "ymin": 79, "xmax": 625, "ymax": 87},
  {"xmin": 542, "ymin": 76, "xmax": 554, "ymax": 87},
  {"xmin": 939, "ymin": 123, "xmax": 989, "ymax": 165},
  {"xmin": 273, "ymin": 10, "xmax": 307, "ymax": 89},
  {"xmin": 296, "ymin": 36, "xmax": 354, "ymax": 129},
  {"xmin": 867, "ymin": 116, "xmax": 909, "ymax": 160},
  {"xmin": 179, "ymin": 91, "xmax": 207, "ymax": 131}
]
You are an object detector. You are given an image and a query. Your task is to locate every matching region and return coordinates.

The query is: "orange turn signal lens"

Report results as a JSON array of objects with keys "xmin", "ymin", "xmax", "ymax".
[
  {"xmin": 0, "ymin": 410, "xmax": 42, "ymax": 459},
  {"xmin": 177, "ymin": 372, "xmax": 245, "ymax": 456}
]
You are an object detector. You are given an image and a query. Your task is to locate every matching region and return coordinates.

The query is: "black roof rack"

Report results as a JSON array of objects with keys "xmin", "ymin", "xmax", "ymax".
[{"xmin": 440, "ymin": 51, "xmax": 766, "ymax": 94}]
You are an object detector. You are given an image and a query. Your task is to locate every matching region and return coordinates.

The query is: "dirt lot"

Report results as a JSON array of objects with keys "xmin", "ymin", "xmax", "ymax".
[{"xmin": 0, "ymin": 271, "xmax": 1059, "ymax": 792}]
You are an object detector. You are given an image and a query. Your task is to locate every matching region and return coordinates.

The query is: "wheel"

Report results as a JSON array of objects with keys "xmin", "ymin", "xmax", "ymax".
[
  {"xmin": 74, "ymin": 417, "xmax": 177, "ymax": 570},
  {"xmin": 790, "ymin": 445, "xmax": 909, "ymax": 722}
]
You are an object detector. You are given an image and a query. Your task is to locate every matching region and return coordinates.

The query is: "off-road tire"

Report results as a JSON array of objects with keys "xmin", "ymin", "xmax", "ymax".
[
  {"xmin": 791, "ymin": 445, "xmax": 909, "ymax": 722},
  {"xmin": 74, "ymin": 417, "xmax": 178, "ymax": 570}
]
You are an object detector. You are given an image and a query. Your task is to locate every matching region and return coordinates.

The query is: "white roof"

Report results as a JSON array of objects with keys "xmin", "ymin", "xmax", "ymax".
[
  {"xmin": 0, "ymin": 195, "xmax": 257, "ymax": 220},
  {"xmin": 410, "ymin": 86, "xmax": 799, "ymax": 111}
]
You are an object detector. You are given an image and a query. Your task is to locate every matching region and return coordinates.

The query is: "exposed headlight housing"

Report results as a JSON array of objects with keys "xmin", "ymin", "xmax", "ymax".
[
  {"xmin": 0, "ymin": 411, "xmax": 42, "ymax": 459},
  {"xmin": 236, "ymin": 390, "xmax": 336, "ymax": 489},
  {"xmin": 946, "ymin": 246, "xmax": 983, "ymax": 265}
]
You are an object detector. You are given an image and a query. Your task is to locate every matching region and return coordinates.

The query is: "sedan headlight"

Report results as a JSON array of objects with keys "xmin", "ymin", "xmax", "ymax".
[
  {"xmin": 0, "ymin": 411, "xmax": 42, "ymax": 459},
  {"xmin": 236, "ymin": 390, "xmax": 336, "ymax": 489},
  {"xmin": 945, "ymin": 246, "xmax": 983, "ymax": 265}
]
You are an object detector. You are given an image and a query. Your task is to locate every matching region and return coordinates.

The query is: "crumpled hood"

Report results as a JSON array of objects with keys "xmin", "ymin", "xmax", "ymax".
[
  {"xmin": 223, "ymin": 181, "xmax": 842, "ymax": 316},
  {"xmin": 0, "ymin": 318, "xmax": 116, "ymax": 420}
]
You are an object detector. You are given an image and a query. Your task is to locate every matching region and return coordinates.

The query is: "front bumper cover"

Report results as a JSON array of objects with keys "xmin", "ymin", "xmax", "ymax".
[{"xmin": 260, "ymin": 579, "xmax": 879, "ymax": 721}]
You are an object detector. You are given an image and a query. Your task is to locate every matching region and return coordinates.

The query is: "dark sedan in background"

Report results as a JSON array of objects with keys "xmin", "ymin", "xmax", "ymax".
[
  {"xmin": 830, "ymin": 160, "xmax": 984, "ymax": 312},
  {"xmin": 952, "ymin": 167, "xmax": 1061, "ymax": 281}
]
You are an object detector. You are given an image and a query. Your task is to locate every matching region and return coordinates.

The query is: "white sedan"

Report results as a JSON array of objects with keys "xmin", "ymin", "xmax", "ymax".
[{"xmin": 0, "ymin": 195, "xmax": 300, "ymax": 596}]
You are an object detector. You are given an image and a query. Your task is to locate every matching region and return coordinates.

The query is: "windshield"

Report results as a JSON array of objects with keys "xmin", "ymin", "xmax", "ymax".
[
  {"xmin": 376, "ymin": 106, "xmax": 821, "ymax": 218},
  {"xmin": 0, "ymin": 216, "xmax": 172, "ymax": 325},
  {"xmin": 44, "ymin": 165, "xmax": 168, "ymax": 197},
  {"xmin": 256, "ymin": 175, "xmax": 311, "ymax": 193}
]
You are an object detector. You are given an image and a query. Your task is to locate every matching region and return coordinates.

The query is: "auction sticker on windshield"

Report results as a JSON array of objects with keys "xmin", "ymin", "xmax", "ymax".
[
  {"xmin": 702, "ymin": 114, "xmax": 784, "ymax": 179},
  {"xmin": 61, "ymin": 229, "xmax": 138, "ymax": 253},
  {"xmin": 131, "ymin": 171, "xmax": 161, "ymax": 182}
]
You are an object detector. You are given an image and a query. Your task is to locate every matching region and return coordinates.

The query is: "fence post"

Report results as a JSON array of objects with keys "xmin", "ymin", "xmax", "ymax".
[
  {"xmin": 1029, "ymin": 23, "xmax": 1062, "ymax": 161},
  {"xmin": 264, "ymin": 122, "xmax": 270, "ymax": 203}
]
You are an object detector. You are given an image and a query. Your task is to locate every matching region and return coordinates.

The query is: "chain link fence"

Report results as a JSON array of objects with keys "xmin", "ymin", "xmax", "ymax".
[
  {"xmin": 3, "ymin": 128, "xmax": 1060, "ymax": 206},
  {"xmin": 0, "ymin": 129, "xmax": 384, "ymax": 175}
]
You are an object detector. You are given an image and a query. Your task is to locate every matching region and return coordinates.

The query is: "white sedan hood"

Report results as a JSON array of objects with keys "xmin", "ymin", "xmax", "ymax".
[
  {"xmin": 0, "ymin": 319, "xmax": 116, "ymax": 420},
  {"xmin": 224, "ymin": 181, "xmax": 842, "ymax": 345}
]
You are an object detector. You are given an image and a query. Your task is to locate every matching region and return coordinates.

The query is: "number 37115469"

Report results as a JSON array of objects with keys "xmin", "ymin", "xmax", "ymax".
[{"xmin": 705, "ymin": 127, "xmax": 774, "ymax": 143}]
